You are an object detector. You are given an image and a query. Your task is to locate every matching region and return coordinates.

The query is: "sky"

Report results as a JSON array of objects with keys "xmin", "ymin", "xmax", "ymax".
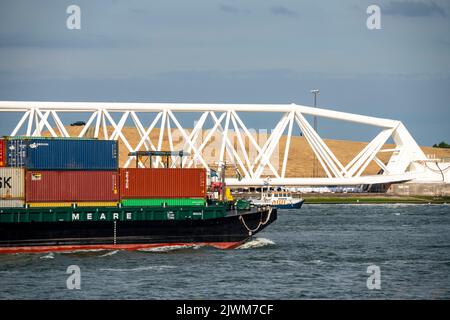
[{"xmin": 0, "ymin": 0, "xmax": 449, "ymax": 145}]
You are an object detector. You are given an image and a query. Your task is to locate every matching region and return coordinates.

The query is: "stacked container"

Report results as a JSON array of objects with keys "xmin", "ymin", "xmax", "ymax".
[
  {"xmin": 1, "ymin": 136, "xmax": 209, "ymax": 209},
  {"xmin": 6, "ymin": 137, "xmax": 118, "ymax": 170},
  {"xmin": 26, "ymin": 170, "xmax": 119, "ymax": 207},
  {"xmin": 0, "ymin": 167, "xmax": 25, "ymax": 208},
  {"xmin": 119, "ymin": 168, "xmax": 206, "ymax": 207},
  {"xmin": 0, "ymin": 137, "xmax": 119, "ymax": 208}
]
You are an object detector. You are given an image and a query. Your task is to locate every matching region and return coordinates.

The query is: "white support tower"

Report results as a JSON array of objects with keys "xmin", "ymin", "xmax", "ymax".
[{"xmin": 0, "ymin": 100, "xmax": 448, "ymax": 186}]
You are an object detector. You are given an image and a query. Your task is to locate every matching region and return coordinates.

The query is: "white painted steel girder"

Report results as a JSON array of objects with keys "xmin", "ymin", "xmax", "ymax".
[{"xmin": 0, "ymin": 100, "xmax": 443, "ymax": 185}]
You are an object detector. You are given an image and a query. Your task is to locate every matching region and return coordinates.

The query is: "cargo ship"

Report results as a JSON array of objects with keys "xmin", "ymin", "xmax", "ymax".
[{"xmin": 0, "ymin": 137, "xmax": 277, "ymax": 254}]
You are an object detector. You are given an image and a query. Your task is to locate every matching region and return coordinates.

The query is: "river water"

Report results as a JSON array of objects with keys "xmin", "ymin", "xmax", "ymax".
[{"xmin": 0, "ymin": 204, "xmax": 449, "ymax": 299}]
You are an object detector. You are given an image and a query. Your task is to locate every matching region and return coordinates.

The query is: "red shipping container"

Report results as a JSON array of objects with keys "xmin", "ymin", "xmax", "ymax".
[
  {"xmin": 0, "ymin": 139, "xmax": 5, "ymax": 167},
  {"xmin": 120, "ymin": 168, "xmax": 206, "ymax": 199},
  {"xmin": 26, "ymin": 170, "xmax": 120, "ymax": 202}
]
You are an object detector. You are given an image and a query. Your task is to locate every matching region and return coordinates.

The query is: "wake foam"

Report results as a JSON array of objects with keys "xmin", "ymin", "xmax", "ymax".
[
  {"xmin": 137, "ymin": 244, "xmax": 202, "ymax": 253},
  {"xmin": 99, "ymin": 250, "xmax": 120, "ymax": 257},
  {"xmin": 235, "ymin": 238, "xmax": 275, "ymax": 250},
  {"xmin": 62, "ymin": 249, "xmax": 106, "ymax": 254},
  {"xmin": 40, "ymin": 252, "xmax": 55, "ymax": 260}
]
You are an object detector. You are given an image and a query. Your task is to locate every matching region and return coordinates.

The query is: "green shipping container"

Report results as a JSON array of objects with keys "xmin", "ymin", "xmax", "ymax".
[{"xmin": 121, "ymin": 198, "xmax": 206, "ymax": 207}]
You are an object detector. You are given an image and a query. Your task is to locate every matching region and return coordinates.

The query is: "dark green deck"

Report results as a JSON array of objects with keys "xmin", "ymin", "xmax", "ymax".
[{"xmin": 0, "ymin": 204, "xmax": 229, "ymax": 223}]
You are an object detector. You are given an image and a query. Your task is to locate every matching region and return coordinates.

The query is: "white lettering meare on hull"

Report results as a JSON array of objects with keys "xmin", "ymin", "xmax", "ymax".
[{"xmin": 71, "ymin": 212, "xmax": 133, "ymax": 221}]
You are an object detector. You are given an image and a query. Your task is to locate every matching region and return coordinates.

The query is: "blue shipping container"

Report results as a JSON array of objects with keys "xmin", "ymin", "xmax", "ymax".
[{"xmin": 6, "ymin": 137, "xmax": 118, "ymax": 170}]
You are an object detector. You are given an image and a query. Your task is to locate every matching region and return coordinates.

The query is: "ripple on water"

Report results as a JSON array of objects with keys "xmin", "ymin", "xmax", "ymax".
[
  {"xmin": 1, "ymin": 205, "xmax": 449, "ymax": 299},
  {"xmin": 99, "ymin": 265, "xmax": 176, "ymax": 272}
]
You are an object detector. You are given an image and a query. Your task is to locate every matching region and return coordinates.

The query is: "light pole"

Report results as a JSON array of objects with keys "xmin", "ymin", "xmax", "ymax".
[{"xmin": 310, "ymin": 89, "xmax": 319, "ymax": 177}]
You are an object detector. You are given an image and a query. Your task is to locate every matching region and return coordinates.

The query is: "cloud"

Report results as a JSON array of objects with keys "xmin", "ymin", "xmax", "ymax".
[
  {"xmin": 269, "ymin": 6, "xmax": 298, "ymax": 18},
  {"xmin": 382, "ymin": 1, "xmax": 446, "ymax": 17},
  {"xmin": 130, "ymin": 8, "xmax": 147, "ymax": 15},
  {"xmin": 219, "ymin": 4, "xmax": 248, "ymax": 14},
  {"xmin": 0, "ymin": 28, "xmax": 154, "ymax": 50},
  {"xmin": 0, "ymin": 33, "xmax": 121, "ymax": 49}
]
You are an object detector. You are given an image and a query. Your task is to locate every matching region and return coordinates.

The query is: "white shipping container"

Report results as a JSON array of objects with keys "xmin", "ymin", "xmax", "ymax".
[
  {"xmin": 0, "ymin": 167, "xmax": 25, "ymax": 199},
  {"xmin": 0, "ymin": 199, "xmax": 25, "ymax": 208}
]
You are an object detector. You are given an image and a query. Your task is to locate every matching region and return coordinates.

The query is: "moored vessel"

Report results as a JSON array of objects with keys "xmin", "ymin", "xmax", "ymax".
[{"xmin": 251, "ymin": 188, "xmax": 304, "ymax": 209}]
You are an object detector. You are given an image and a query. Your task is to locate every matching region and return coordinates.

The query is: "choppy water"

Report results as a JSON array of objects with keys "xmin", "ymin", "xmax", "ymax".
[{"xmin": 1, "ymin": 204, "xmax": 449, "ymax": 299}]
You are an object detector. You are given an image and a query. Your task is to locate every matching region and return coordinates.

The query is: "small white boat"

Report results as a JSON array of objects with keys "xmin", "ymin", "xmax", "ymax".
[{"xmin": 251, "ymin": 189, "xmax": 304, "ymax": 209}]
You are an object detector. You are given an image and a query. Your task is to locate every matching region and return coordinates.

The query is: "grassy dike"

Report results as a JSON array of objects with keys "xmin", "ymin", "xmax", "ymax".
[
  {"xmin": 301, "ymin": 195, "xmax": 450, "ymax": 204},
  {"xmin": 235, "ymin": 192, "xmax": 450, "ymax": 204}
]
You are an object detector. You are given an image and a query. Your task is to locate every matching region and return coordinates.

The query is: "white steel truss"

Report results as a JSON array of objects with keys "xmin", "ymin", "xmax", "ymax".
[{"xmin": 0, "ymin": 100, "xmax": 447, "ymax": 186}]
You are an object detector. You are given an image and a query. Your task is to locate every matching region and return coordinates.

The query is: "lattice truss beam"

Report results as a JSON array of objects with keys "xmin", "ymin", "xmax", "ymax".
[{"xmin": 0, "ymin": 101, "xmax": 429, "ymax": 184}]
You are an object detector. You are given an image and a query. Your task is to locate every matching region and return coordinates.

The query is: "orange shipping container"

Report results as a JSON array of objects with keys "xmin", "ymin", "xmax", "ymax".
[{"xmin": 120, "ymin": 168, "xmax": 206, "ymax": 199}]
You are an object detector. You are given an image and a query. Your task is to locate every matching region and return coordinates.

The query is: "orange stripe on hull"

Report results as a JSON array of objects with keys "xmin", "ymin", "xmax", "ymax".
[{"xmin": 0, "ymin": 241, "xmax": 243, "ymax": 254}]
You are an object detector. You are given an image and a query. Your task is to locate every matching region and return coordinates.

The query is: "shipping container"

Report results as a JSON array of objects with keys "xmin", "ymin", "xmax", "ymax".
[
  {"xmin": 120, "ymin": 168, "xmax": 206, "ymax": 199},
  {"xmin": 26, "ymin": 170, "xmax": 120, "ymax": 202},
  {"xmin": 6, "ymin": 137, "xmax": 118, "ymax": 170},
  {"xmin": 27, "ymin": 202, "xmax": 119, "ymax": 208},
  {"xmin": 121, "ymin": 198, "xmax": 205, "ymax": 207},
  {"xmin": 0, "ymin": 168, "xmax": 25, "ymax": 199},
  {"xmin": 0, "ymin": 138, "xmax": 5, "ymax": 167},
  {"xmin": 0, "ymin": 199, "xmax": 24, "ymax": 208}
]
